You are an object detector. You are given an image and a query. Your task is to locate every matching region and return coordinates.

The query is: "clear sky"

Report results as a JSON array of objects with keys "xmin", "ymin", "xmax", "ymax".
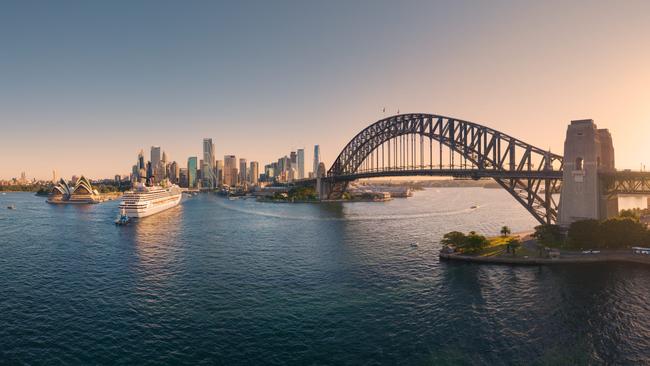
[{"xmin": 2, "ymin": 0, "xmax": 650, "ymax": 180}]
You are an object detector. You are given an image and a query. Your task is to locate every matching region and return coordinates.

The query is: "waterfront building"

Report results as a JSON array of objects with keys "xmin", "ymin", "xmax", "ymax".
[
  {"xmin": 224, "ymin": 155, "xmax": 238, "ymax": 186},
  {"xmin": 169, "ymin": 161, "xmax": 179, "ymax": 184},
  {"xmin": 203, "ymin": 138, "xmax": 217, "ymax": 188},
  {"xmin": 297, "ymin": 149, "xmax": 305, "ymax": 179},
  {"xmin": 138, "ymin": 150, "xmax": 145, "ymax": 171},
  {"xmin": 290, "ymin": 151, "xmax": 297, "ymax": 166},
  {"xmin": 239, "ymin": 158, "xmax": 248, "ymax": 183},
  {"xmin": 48, "ymin": 176, "xmax": 101, "ymax": 204},
  {"xmin": 151, "ymin": 146, "xmax": 161, "ymax": 182},
  {"xmin": 313, "ymin": 145, "xmax": 320, "ymax": 177},
  {"xmin": 187, "ymin": 157, "xmax": 198, "ymax": 188},
  {"xmin": 179, "ymin": 168, "xmax": 188, "ymax": 188},
  {"xmin": 215, "ymin": 160, "xmax": 224, "ymax": 185},
  {"xmin": 250, "ymin": 161, "xmax": 259, "ymax": 185}
]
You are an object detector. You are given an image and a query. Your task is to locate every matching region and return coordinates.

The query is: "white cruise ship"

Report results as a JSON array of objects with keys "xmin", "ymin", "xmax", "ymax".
[{"xmin": 119, "ymin": 182, "xmax": 182, "ymax": 218}]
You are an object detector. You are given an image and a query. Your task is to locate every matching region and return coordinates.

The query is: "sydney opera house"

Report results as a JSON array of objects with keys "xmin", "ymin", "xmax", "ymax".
[{"xmin": 47, "ymin": 176, "xmax": 101, "ymax": 204}]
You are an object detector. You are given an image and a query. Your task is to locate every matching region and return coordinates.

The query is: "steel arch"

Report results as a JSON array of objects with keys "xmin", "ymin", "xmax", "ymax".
[{"xmin": 327, "ymin": 113, "xmax": 564, "ymax": 224}]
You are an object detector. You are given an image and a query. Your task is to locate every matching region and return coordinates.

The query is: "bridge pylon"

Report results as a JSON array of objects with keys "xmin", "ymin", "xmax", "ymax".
[{"xmin": 558, "ymin": 119, "xmax": 618, "ymax": 227}]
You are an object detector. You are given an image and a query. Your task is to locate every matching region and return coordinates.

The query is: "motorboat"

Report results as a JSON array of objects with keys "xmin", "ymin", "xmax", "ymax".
[{"xmin": 7, "ymin": 204, "xmax": 15, "ymax": 210}]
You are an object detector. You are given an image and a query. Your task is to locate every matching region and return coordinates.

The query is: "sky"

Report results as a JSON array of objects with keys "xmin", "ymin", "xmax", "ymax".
[{"xmin": 1, "ymin": 0, "xmax": 650, "ymax": 180}]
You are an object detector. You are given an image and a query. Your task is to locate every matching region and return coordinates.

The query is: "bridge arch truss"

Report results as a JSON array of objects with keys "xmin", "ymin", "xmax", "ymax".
[{"xmin": 327, "ymin": 114, "xmax": 564, "ymax": 224}]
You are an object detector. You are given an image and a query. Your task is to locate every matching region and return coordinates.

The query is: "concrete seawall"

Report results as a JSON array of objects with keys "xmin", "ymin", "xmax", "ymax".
[{"xmin": 439, "ymin": 253, "xmax": 650, "ymax": 266}]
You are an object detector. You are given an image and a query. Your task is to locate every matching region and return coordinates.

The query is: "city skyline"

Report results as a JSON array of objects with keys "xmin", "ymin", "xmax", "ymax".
[{"xmin": 3, "ymin": 1, "xmax": 650, "ymax": 180}]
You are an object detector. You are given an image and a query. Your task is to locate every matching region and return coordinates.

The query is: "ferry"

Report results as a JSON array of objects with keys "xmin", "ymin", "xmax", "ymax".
[{"xmin": 118, "ymin": 182, "xmax": 182, "ymax": 218}]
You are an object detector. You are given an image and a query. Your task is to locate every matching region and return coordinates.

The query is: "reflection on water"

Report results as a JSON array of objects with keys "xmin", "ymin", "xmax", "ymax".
[{"xmin": 0, "ymin": 190, "xmax": 648, "ymax": 365}]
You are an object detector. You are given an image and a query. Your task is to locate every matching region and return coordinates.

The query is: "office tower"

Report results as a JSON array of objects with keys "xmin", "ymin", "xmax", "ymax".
[
  {"xmin": 203, "ymin": 138, "xmax": 216, "ymax": 188},
  {"xmin": 297, "ymin": 149, "xmax": 305, "ymax": 179},
  {"xmin": 249, "ymin": 161, "xmax": 259, "ymax": 185},
  {"xmin": 146, "ymin": 162, "xmax": 153, "ymax": 181},
  {"xmin": 224, "ymin": 155, "xmax": 238, "ymax": 186},
  {"xmin": 239, "ymin": 158, "xmax": 248, "ymax": 183},
  {"xmin": 187, "ymin": 157, "xmax": 198, "ymax": 188},
  {"xmin": 138, "ymin": 150, "xmax": 145, "ymax": 171},
  {"xmin": 179, "ymin": 168, "xmax": 188, "ymax": 188},
  {"xmin": 313, "ymin": 145, "xmax": 320, "ymax": 177},
  {"xmin": 151, "ymin": 146, "xmax": 161, "ymax": 168},
  {"xmin": 52, "ymin": 170, "xmax": 57, "ymax": 183},
  {"xmin": 264, "ymin": 164, "xmax": 274, "ymax": 181},
  {"xmin": 131, "ymin": 165, "xmax": 139, "ymax": 182},
  {"xmin": 169, "ymin": 161, "xmax": 179, "ymax": 184},
  {"xmin": 215, "ymin": 160, "xmax": 224, "ymax": 185},
  {"xmin": 151, "ymin": 146, "xmax": 161, "ymax": 183},
  {"xmin": 290, "ymin": 151, "xmax": 297, "ymax": 165}
]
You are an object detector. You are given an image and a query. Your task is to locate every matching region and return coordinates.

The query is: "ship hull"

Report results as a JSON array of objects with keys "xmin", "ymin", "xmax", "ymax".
[{"xmin": 119, "ymin": 193, "xmax": 182, "ymax": 218}]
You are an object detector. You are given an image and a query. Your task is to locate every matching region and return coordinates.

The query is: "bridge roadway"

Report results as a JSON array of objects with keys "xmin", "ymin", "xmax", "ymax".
[{"xmin": 293, "ymin": 168, "xmax": 562, "ymax": 184}]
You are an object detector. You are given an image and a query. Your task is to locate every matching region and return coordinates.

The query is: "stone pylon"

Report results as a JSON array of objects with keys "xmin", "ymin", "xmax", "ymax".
[{"xmin": 558, "ymin": 119, "xmax": 618, "ymax": 227}]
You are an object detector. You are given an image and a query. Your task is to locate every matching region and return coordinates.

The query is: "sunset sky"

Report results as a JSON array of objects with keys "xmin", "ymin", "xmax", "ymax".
[{"xmin": 1, "ymin": 0, "xmax": 650, "ymax": 180}]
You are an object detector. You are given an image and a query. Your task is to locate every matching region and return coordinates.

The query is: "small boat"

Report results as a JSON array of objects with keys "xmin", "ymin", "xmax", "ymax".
[
  {"xmin": 7, "ymin": 204, "xmax": 15, "ymax": 210},
  {"xmin": 410, "ymin": 242, "xmax": 419, "ymax": 248},
  {"xmin": 115, "ymin": 208, "xmax": 131, "ymax": 226},
  {"xmin": 470, "ymin": 205, "xmax": 479, "ymax": 209},
  {"xmin": 1, "ymin": 192, "xmax": 6, "ymax": 195}
]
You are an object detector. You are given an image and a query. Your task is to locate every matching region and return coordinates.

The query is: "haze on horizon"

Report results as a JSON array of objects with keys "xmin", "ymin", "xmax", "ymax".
[{"xmin": 1, "ymin": 0, "xmax": 650, "ymax": 180}]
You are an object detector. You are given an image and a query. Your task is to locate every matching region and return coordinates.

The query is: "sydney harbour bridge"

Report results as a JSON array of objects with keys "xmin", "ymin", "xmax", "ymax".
[{"xmin": 296, "ymin": 113, "xmax": 650, "ymax": 226}]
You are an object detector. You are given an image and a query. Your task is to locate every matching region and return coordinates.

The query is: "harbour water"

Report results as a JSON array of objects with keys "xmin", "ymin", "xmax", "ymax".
[{"xmin": 0, "ymin": 188, "xmax": 648, "ymax": 365}]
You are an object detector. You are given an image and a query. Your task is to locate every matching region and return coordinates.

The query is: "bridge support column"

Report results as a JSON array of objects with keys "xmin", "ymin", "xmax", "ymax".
[
  {"xmin": 558, "ymin": 119, "xmax": 618, "ymax": 227},
  {"xmin": 316, "ymin": 177, "xmax": 330, "ymax": 200}
]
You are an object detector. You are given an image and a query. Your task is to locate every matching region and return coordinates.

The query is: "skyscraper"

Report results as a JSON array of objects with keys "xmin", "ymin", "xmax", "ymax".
[
  {"xmin": 187, "ymin": 157, "xmax": 198, "ymax": 188},
  {"xmin": 239, "ymin": 158, "xmax": 248, "ymax": 183},
  {"xmin": 297, "ymin": 149, "xmax": 305, "ymax": 179},
  {"xmin": 249, "ymin": 161, "xmax": 259, "ymax": 185},
  {"xmin": 138, "ymin": 150, "xmax": 145, "ymax": 171},
  {"xmin": 215, "ymin": 160, "xmax": 223, "ymax": 185},
  {"xmin": 151, "ymin": 146, "xmax": 162, "ymax": 183},
  {"xmin": 202, "ymin": 138, "xmax": 216, "ymax": 188},
  {"xmin": 313, "ymin": 145, "xmax": 321, "ymax": 177},
  {"xmin": 224, "ymin": 155, "xmax": 238, "ymax": 186}
]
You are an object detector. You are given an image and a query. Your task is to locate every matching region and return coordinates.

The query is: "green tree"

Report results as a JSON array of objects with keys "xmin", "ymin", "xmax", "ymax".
[
  {"xmin": 463, "ymin": 232, "xmax": 489, "ymax": 253},
  {"xmin": 507, "ymin": 238, "xmax": 521, "ymax": 255},
  {"xmin": 600, "ymin": 218, "xmax": 647, "ymax": 249},
  {"xmin": 500, "ymin": 226, "xmax": 511, "ymax": 237},
  {"xmin": 533, "ymin": 224, "xmax": 564, "ymax": 248},
  {"xmin": 568, "ymin": 219, "xmax": 602, "ymax": 250},
  {"xmin": 619, "ymin": 209, "xmax": 640, "ymax": 221},
  {"xmin": 441, "ymin": 231, "xmax": 467, "ymax": 247}
]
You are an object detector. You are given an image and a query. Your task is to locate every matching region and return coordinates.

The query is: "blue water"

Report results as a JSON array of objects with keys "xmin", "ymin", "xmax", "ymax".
[{"xmin": 0, "ymin": 189, "xmax": 648, "ymax": 365}]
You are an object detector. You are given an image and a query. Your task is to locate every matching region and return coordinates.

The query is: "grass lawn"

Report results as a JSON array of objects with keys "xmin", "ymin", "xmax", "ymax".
[{"xmin": 471, "ymin": 236, "xmax": 537, "ymax": 258}]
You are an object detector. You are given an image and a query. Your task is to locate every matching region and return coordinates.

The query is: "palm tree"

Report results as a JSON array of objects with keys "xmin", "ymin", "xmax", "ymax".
[{"xmin": 500, "ymin": 226, "xmax": 511, "ymax": 237}]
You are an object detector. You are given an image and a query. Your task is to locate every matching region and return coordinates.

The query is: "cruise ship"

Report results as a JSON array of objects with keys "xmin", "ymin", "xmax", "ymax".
[{"xmin": 119, "ymin": 182, "xmax": 182, "ymax": 218}]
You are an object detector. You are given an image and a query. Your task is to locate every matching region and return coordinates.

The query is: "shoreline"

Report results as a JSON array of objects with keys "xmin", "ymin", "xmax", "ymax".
[{"xmin": 440, "ymin": 252, "xmax": 650, "ymax": 266}]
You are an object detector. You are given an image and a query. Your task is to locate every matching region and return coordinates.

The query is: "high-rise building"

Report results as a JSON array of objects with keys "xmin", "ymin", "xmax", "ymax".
[
  {"xmin": 313, "ymin": 145, "xmax": 320, "ymax": 177},
  {"xmin": 151, "ymin": 146, "xmax": 162, "ymax": 183},
  {"xmin": 179, "ymin": 168, "xmax": 188, "ymax": 188},
  {"xmin": 169, "ymin": 161, "xmax": 179, "ymax": 184},
  {"xmin": 239, "ymin": 158, "xmax": 248, "ymax": 183},
  {"xmin": 249, "ymin": 161, "xmax": 259, "ymax": 185},
  {"xmin": 138, "ymin": 150, "xmax": 145, "ymax": 171},
  {"xmin": 290, "ymin": 151, "xmax": 297, "ymax": 165},
  {"xmin": 203, "ymin": 138, "xmax": 216, "ymax": 188},
  {"xmin": 52, "ymin": 170, "xmax": 57, "ymax": 183},
  {"xmin": 187, "ymin": 157, "xmax": 198, "ymax": 188},
  {"xmin": 224, "ymin": 155, "xmax": 238, "ymax": 186},
  {"xmin": 215, "ymin": 160, "xmax": 224, "ymax": 185},
  {"xmin": 297, "ymin": 149, "xmax": 305, "ymax": 179}
]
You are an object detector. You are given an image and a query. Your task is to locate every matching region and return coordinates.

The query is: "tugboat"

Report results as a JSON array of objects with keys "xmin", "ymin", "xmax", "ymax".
[{"xmin": 115, "ymin": 207, "xmax": 131, "ymax": 226}]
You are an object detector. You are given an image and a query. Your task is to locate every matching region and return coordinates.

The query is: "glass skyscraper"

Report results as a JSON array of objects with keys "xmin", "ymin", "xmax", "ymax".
[
  {"xmin": 187, "ymin": 157, "xmax": 198, "ymax": 188},
  {"xmin": 313, "ymin": 145, "xmax": 321, "ymax": 177}
]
